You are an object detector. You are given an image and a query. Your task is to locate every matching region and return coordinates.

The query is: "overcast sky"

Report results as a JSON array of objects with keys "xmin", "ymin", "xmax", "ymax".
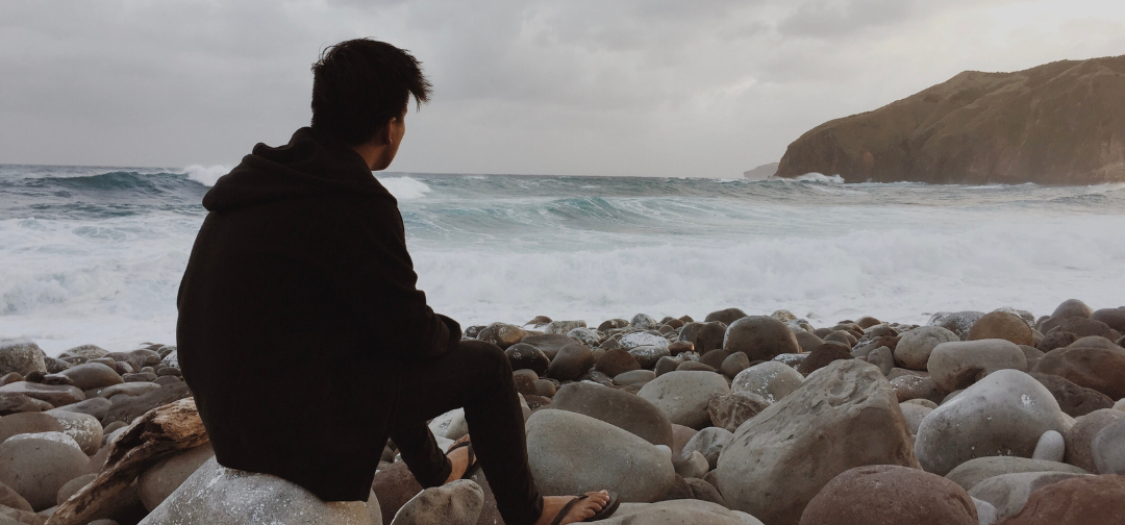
[{"xmin": 2, "ymin": 0, "xmax": 1124, "ymax": 178}]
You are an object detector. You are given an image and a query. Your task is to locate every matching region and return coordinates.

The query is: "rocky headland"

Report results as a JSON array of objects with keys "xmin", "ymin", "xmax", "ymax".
[
  {"xmin": 774, "ymin": 55, "xmax": 1125, "ymax": 184},
  {"xmin": 2, "ymin": 299, "xmax": 1125, "ymax": 524}
]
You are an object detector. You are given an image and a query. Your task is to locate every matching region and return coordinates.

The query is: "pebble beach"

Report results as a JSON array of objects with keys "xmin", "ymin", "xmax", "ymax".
[{"xmin": 2, "ymin": 299, "xmax": 1124, "ymax": 524}]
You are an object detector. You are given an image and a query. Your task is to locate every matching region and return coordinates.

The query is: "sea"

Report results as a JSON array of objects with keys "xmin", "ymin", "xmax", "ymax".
[{"xmin": 2, "ymin": 163, "xmax": 1125, "ymax": 356}]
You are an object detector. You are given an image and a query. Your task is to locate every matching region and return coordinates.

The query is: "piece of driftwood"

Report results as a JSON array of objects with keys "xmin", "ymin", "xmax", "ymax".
[{"xmin": 46, "ymin": 397, "xmax": 209, "ymax": 525}]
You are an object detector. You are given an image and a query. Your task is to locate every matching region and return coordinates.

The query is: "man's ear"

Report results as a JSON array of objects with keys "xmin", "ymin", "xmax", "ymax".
[{"xmin": 375, "ymin": 117, "xmax": 398, "ymax": 146}]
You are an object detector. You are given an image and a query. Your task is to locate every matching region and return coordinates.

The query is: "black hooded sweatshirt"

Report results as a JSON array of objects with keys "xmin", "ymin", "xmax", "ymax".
[{"xmin": 177, "ymin": 127, "xmax": 461, "ymax": 501}]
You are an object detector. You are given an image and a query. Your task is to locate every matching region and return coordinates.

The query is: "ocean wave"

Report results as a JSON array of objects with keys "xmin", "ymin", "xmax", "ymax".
[
  {"xmin": 182, "ymin": 165, "xmax": 231, "ymax": 187},
  {"xmin": 377, "ymin": 176, "xmax": 432, "ymax": 201}
]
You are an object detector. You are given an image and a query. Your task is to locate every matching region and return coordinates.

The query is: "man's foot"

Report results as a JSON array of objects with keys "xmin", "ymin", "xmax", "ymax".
[
  {"xmin": 445, "ymin": 435, "xmax": 472, "ymax": 483},
  {"xmin": 534, "ymin": 491, "xmax": 612, "ymax": 525}
]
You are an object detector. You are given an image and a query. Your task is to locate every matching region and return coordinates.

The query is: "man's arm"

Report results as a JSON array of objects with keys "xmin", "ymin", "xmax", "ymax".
[{"xmin": 340, "ymin": 199, "xmax": 461, "ymax": 361}]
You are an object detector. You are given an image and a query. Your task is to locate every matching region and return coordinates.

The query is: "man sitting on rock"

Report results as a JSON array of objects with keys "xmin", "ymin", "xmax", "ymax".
[{"xmin": 176, "ymin": 38, "xmax": 615, "ymax": 525}]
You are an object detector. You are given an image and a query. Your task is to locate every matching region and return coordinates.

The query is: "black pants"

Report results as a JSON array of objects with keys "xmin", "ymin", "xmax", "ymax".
[{"xmin": 388, "ymin": 340, "xmax": 544, "ymax": 525}]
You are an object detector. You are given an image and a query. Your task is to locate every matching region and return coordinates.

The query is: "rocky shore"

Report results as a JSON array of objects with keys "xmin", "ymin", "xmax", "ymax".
[{"xmin": 2, "ymin": 299, "xmax": 1125, "ymax": 524}]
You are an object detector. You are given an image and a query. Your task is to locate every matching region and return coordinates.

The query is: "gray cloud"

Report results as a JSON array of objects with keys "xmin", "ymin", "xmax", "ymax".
[{"xmin": 1, "ymin": 0, "xmax": 1123, "ymax": 177}]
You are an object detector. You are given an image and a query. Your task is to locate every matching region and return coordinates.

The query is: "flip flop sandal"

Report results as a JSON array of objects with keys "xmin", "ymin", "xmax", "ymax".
[
  {"xmin": 445, "ymin": 439, "xmax": 481, "ymax": 480},
  {"xmin": 550, "ymin": 491, "xmax": 620, "ymax": 524}
]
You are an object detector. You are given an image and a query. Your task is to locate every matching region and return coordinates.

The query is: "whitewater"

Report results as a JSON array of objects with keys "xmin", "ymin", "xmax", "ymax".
[{"xmin": 2, "ymin": 164, "xmax": 1125, "ymax": 355}]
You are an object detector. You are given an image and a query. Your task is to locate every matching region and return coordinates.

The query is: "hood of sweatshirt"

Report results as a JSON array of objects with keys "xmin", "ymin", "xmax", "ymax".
[{"xmin": 202, "ymin": 127, "xmax": 395, "ymax": 212}]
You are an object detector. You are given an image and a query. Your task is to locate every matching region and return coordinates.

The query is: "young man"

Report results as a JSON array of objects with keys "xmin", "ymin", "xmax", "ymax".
[{"xmin": 176, "ymin": 39, "xmax": 615, "ymax": 525}]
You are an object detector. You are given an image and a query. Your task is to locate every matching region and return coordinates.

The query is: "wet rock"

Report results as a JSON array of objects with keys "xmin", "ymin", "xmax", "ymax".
[
  {"xmin": 594, "ymin": 349, "xmax": 640, "ymax": 377},
  {"xmin": 544, "ymin": 320, "xmax": 586, "ymax": 335},
  {"xmin": 799, "ymin": 465, "xmax": 978, "ymax": 525},
  {"xmin": 916, "ymin": 370, "xmax": 1069, "ymax": 476},
  {"xmin": 525, "ymin": 409, "xmax": 675, "ymax": 503},
  {"xmin": 620, "ymin": 332, "xmax": 670, "ymax": 351},
  {"xmin": 566, "ymin": 328, "xmax": 602, "ymax": 347},
  {"xmin": 0, "ymin": 382, "xmax": 84, "ymax": 408},
  {"xmin": 518, "ymin": 334, "xmax": 576, "ymax": 360},
  {"xmin": 546, "ymin": 344, "xmax": 595, "ymax": 381},
  {"xmin": 50, "ymin": 397, "xmax": 112, "ymax": 421},
  {"xmin": 723, "ymin": 316, "xmax": 800, "ymax": 362},
  {"xmin": 895, "ymin": 326, "xmax": 960, "ymax": 370},
  {"xmin": 1045, "ymin": 316, "xmax": 1121, "ymax": 341},
  {"xmin": 552, "ymin": 382, "xmax": 673, "ymax": 447},
  {"xmin": 96, "ymin": 382, "xmax": 161, "ymax": 399},
  {"xmin": 475, "ymin": 323, "xmax": 527, "ymax": 349},
  {"xmin": 638, "ymin": 371, "xmax": 731, "ymax": 429},
  {"xmin": 138, "ymin": 457, "xmax": 380, "ymax": 524},
  {"xmin": 58, "ymin": 363, "xmax": 122, "ymax": 391},
  {"xmin": 0, "ymin": 393, "xmax": 52, "ymax": 416},
  {"xmin": 716, "ymin": 360, "xmax": 919, "ymax": 525},
  {"xmin": 927, "ymin": 340, "xmax": 1027, "ymax": 393},
  {"xmin": 679, "ymin": 322, "xmax": 727, "ymax": 355},
  {"xmin": 731, "ymin": 361, "xmax": 803, "ymax": 403}
]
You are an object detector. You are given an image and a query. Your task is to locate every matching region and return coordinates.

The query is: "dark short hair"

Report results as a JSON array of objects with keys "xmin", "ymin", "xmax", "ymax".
[{"xmin": 310, "ymin": 39, "xmax": 432, "ymax": 146}]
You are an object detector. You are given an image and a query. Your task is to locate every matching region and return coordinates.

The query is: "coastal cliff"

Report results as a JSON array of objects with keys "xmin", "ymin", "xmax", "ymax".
[{"xmin": 775, "ymin": 55, "xmax": 1125, "ymax": 184}]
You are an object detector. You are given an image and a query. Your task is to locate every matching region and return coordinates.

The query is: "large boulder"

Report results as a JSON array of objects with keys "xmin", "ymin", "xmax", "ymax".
[
  {"xmin": 723, "ymin": 316, "xmax": 799, "ymax": 362},
  {"xmin": 138, "ymin": 457, "xmax": 381, "ymax": 524},
  {"xmin": 1035, "ymin": 338, "xmax": 1125, "ymax": 399},
  {"xmin": 638, "ymin": 371, "xmax": 731, "ymax": 429},
  {"xmin": 715, "ymin": 360, "xmax": 919, "ymax": 525},
  {"xmin": 799, "ymin": 465, "xmax": 978, "ymax": 525},
  {"xmin": 927, "ymin": 339, "xmax": 1027, "ymax": 393},
  {"xmin": 915, "ymin": 370, "xmax": 1070, "ymax": 476},
  {"xmin": 137, "ymin": 443, "xmax": 215, "ymax": 511},
  {"xmin": 599, "ymin": 500, "xmax": 763, "ymax": 525},
  {"xmin": 551, "ymin": 382, "xmax": 674, "ymax": 447},
  {"xmin": 969, "ymin": 311, "xmax": 1035, "ymax": 346},
  {"xmin": 994, "ymin": 474, "xmax": 1125, "ymax": 525},
  {"xmin": 1065, "ymin": 409, "xmax": 1125, "ymax": 472},
  {"xmin": 730, "ymin": 362, "xmax": 803, "ymax": 403},
  {"xmin": 0, "ymin": 340, "xmax": 46, "ymax": 377},
  {"xmin": 894, "ymin": 326, "xmax": 960, "ymax": 370},
  {"xmin": 968, "ymin": 472, "xmax": 1087, "ymax": 521},
  {"xmin": 944, "ymin": 456, "xmax": 1089, "ymax": 492},
  {"xmin": 524, "ymin": 409, "xmax": 674, "ymax": 503},
  {"xmin": 390, "ymin": 479, "xmax": 483, "ymax": 525},
  {"xmin": 0, "ymin": 432, "xmax": 89, "ymax": 510},
  {"xmin": 773, "ymin": 57, "xmax": 1125, "ymax": 185}
]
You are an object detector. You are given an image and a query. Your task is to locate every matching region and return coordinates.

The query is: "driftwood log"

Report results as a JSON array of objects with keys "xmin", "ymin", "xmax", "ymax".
[{"xmin": 46, "ymin": 397, "xmax": 209, "ymax": 525}]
